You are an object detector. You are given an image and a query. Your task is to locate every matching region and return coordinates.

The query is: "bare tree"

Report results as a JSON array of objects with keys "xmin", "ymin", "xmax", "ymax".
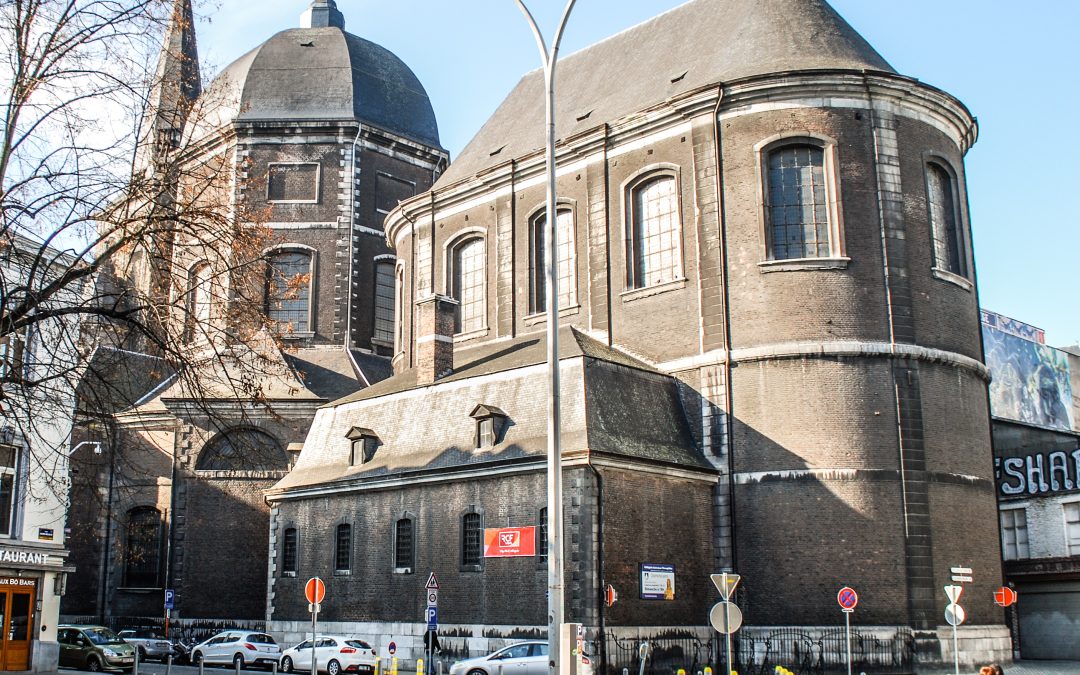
[{"xmin": 0, "ymin": 0, "xmax": 294, "ymax": 503}]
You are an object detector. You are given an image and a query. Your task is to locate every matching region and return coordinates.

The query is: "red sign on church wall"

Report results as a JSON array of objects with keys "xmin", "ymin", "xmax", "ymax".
[{"xmin": 484, "ymin": 527, "xmax": 536, "ymax": 557}]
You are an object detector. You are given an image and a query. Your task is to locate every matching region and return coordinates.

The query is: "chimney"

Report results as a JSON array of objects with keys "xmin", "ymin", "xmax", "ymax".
[
  {"xmin": 301, "ymin": 0, "xmax": 345, "ymax": 29},
  {"xmin": 415, "ymin": 295, "xmax": 457, "ymax": 386}
]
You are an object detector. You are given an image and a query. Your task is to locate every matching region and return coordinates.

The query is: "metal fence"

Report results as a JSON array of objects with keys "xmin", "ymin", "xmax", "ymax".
[
  {"xmin": 734, "ymin": 628, "xmax": 915, "ymax": 675},
  {"xmin": 596, "ymin": 628, "xmax": 913, "ymax": 675}
]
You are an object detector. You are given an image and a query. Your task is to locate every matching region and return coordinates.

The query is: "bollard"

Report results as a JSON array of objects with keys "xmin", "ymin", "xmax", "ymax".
[
  {"xmin": 166, "ymin": 653, "xmax": 173, "ymax": 675},
  {"xmin": 236, "ymin": 657, "xmax": 242, "ymax": 675},
  {"xmin": 133, "ymin": 648, "xmax": 140, "ymax": 675},
  {"xmin": 678, "ymin": 670, "xmax": 685, "ymax": 675},
  {"xmin": 438, "ymin": 659, "xmax": 443, "ymax": 675},
  {"xmin": 200, "ymin": 659, "xmax": 205, "ymax": 675},
  {"xmin": 418, "ymin": 659, "xmax": 424, "ymax": 675},
  {"xmin": 623, "ymin": 669, "xmax": 630, "ymax": 675},
  {"xmin": 375, "ymin": 656, "xmax": 381, "ymax": 675},
  {"xmin": 704, "ymin": 669, "xmax": 712, "ymax": 675},
  {"xmin": 391, "ymin": 656, "xmax": 398, "ymax": 675},
  {"xmin": 272, "ymin": 662, "xmax": 278, "ymax": 675}
]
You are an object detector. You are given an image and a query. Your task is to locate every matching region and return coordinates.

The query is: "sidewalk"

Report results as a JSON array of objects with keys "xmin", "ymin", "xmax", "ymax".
[{"xmin": 916, "ymin": 662, "xmax": 1080, "ymax": 675}]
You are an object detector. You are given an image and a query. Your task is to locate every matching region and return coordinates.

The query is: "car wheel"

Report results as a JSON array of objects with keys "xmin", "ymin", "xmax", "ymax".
[
  {"xmin": 233, "ymin": 653, "xmax": 246, "ymax": 670},
  {"xmin": 86, "ymin": 656, "xmax": 103, "ymax": 672},
  {"xmin": 467, "ymin": 669, "xmax": 487, "ymax": 675},
  {"xmin": 327, "ymin": 660, "xmax": 341, "ymax": 675},
  {"xmin": 192, "ymin": 651, "xmax": 204, "ymax": 666},
  {"xmin": 138, "ymin": 647, "xmax": 148, "ymax": 661},
  {"xmin": 281, "ymin": 657, "xmax": 294, "ymax": 673}
]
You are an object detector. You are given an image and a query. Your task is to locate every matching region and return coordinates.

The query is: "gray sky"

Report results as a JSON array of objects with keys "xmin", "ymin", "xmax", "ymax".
[{"xmin": 196, "ymin": 0, "xmax": 1080, "ymax": 347}]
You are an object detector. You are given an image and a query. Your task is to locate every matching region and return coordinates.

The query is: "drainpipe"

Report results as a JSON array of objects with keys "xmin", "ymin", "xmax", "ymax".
[
  {"xmin": 586, "ymin": 464, "xmax": 606, "ymax": 675},
  {"xmin": 345, "ymin": 123, "xmax": 363, "ymax": 349},
  {"xmin": 711, "ymin": 85, "xmax": 737, "ymax": 572},
  {"xmin": 98, "ymin": 424, "xmax": 117, "ymax": 623}
]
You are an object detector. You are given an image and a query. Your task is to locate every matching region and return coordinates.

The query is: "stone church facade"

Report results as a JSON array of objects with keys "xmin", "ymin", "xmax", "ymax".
[
  {"xmin": 266, "ymin": 0, "xmax": 1009, "ymax": 669},
  {"xmin": 65, "ymin": 0, "xmax": 1011, "ymax": 670}
]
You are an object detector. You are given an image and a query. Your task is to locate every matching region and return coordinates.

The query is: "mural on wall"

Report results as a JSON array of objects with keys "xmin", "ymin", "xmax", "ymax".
[{"xmin": 982, "ymin": 311, "xmax": 1075, "ymax": 431}]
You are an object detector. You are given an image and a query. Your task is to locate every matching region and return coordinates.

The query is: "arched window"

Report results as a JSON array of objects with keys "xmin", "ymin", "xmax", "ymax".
[
  {"xmin": 764, "ymin": 143, "xmax": 835, "ymax": 260},
  {"xmin": 529, "ymin": 208, "xmax": 576, "ymax": 314},
  {"xmin": 335, "ymin": 524, "xmax": 352, "ymax": 572},
  {"xmin": 395, "ymin": 518, "xmax": 414, "ymax": 571},
  {"xmin": 449, "ymin": 237, "xmax": 486, "ymax": 334},
  {"xmin": 626, "ymin": 173, "xmax": 682, "ymax": 289},
  {"xmin": 184, "ymin": 262, "xmax": 212, "ymax": 342},
  {"xmin": 124, "ymin": 507, "xmax": 162, "ymax": 588},
  {"xmin": 461, "ymin": 511, "xmax": 482, "ymax": 568},
  {"xmin": 266, "ymin": 249, "xmax": 313, "ymax": 333},
  {"xmin": 927, "ymin": 162, "xmax": 966, "ymax": 277},
  {"xmin": 537, "ymin": 507, "xmax": 548, "ymax": 564},
  {"xmin": 197, "ymin": 428, "xmax": 288, "ymax": 471},
  {"xmin": 281, "ymin": 527, "xmax": 298, "ymax": 575},
  {"xmin": 373, "ymin": 261, "xmax": 396, "ymax": 344}
]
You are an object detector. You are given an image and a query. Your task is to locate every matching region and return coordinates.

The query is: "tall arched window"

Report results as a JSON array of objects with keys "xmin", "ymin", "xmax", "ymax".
[
  {"xmin": 266, "ymin": 249, "xmax": 313, "ymax": 333},
  {"xmin": 281, "ymin": 527, "xmax": 298, "ymax": 575},
  {"xmin": 927, "ymin": 162, "xmax": 966, "ymax": 277},
  {"xmin": 461, "ymin": 511, "xmax": 482, "ymax": 568},
  {"xmin": 449, "ymin": 237, "xmax": 486, "ymax": 334},
  {"xmin": 764, "ymin": 143, "xmax": 834, "ymax": 260},
  {"xmin": 626, "ymin": 173, "xmax": 681, "ymax": 289},
  {"xmin": 529, "ymin": 208, "xmax": 576, "ymax": 314},
  {"xmin": 124, "ymin": 507, "xmax": 162, "ymax": 588},
  {"xmin": 335, "ymin": 523, "xmax": 352, "ymax": 572},
  {"xmin": 184, "ymin": 261, "xmax": 212, "ymax": 342},
  {"xmin": 395, "ymin": 518, "xmax": 414, "ymax": 571},
  {"xmin": 373, "ymin": 261, "xmax": 396, "ymax": 344}
]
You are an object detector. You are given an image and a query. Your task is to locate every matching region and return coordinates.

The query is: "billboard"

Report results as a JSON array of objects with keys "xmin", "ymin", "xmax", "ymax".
[
  {"xmin": 982, "ymin": 311, "xmax": 1074, "ymax": 431},
  {"xmin": 640, "ymin": 563, "xmax": 675, "ymax": 600}
]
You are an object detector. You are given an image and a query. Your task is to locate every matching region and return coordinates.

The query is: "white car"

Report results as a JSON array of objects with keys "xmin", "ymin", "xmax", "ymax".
[
  {"xmin": 190, "ymin": 631, "xmax": 282, "ymax": 669},
  {"xmin": 449, "ymin": 641, "xmax": 592, "ymax": 675},
  {"xmin": 280, "ymin": 636, "xmax": 377, "ymax": 675}
]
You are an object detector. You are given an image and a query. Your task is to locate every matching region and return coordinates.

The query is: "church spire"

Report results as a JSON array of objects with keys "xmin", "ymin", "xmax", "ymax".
[
  {"xmin": 301, "ymin": 0, "xmax": 345, "ymax": 29},
  {"xmin": 138, "ymin": 0, "xmax": 201, "ymax": 173}
]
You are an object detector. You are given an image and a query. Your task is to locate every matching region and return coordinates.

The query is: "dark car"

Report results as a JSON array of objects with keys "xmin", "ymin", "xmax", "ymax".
[{"xmin": 58, "ymin": 625, "xmax": 136, "ymax": 672}]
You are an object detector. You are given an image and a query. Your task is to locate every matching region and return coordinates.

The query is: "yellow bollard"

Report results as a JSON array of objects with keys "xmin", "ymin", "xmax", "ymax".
[
  {"xmin": 704, "ymin": 668, "xmax": 712, "ymax": 675},
  {"xmin": 391, "ymin": 656, "xmax": 398, "ymax": 675},
  {"xmin": 375, "ymin": 657, "xmax": 380, "ymax": 675},
  {"xmin": 418, "ymin": 659, "xmax": 424, "ymax": 675},
  {"xmin": 678, "ymin": 670, "xmax": 685, "ymax": 675}
]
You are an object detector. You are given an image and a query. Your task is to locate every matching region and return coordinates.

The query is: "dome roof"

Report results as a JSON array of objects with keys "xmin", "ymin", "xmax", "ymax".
[{"xmin": 186, "ymin": 18, "xmax": 440, "ymax": 148}]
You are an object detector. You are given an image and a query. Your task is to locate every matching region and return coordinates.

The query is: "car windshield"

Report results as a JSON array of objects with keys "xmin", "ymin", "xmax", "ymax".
[
  {"xmin": 86, "ymin": 628, "xmax": 124, "ymax": 645},
  {"xmin": 249, "ymin": 634, "xmax": 276, "ymax": 645},
  {"xmin": 345, "ymin": 640, "xmax": 372, "ymax": 650}
]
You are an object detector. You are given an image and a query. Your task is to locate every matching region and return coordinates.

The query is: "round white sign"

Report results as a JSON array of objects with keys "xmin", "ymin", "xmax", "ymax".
[
  {"xmin": 945, "ymin": 603, "xmax": 966, "ymax": 627},
  {"xmin": 709, "ymin": 601, "xmax": 743, "ymax": 634}
]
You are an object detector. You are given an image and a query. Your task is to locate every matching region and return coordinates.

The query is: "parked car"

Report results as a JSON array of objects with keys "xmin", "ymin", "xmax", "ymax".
[
  {"xmin": 58, "ymin": 625, "xmax": 136, "ymax": 672},
  {"xmin": 117, "ymin": 629, "xmax": 173, "ymax": 662},
  {"xmin": 280, "ymin": 635, "xmax": 377, "ymax": 675},
  {"xmin": 190, "ymin": 630, "xmax": 282, "ymax": 670},
  {"xmin": 448, "ymin": 641, "xmax": 592, "ymax": 675}
]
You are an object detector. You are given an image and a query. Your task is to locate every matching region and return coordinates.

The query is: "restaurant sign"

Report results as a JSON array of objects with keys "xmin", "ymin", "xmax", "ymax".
[
  {"xmin": 0, "ymin": 548, "xmax": 51, "ymax": 567},
  {"xmin": 996, "ymin": 449, "xmax": 1080, "ymax": 497}
]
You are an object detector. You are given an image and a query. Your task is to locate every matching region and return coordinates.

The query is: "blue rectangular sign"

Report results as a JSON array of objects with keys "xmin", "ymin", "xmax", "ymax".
[
  {"xmin": 425, "ymin": 606, "xmax": 437, "ymax": 629},
  {"xmin": 164, "ymin": 588, "xmax": 175, "ymax": 610}
]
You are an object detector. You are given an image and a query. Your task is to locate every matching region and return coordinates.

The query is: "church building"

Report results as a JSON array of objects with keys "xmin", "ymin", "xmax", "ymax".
[{"xmin": 265, "ymin": 0, "xmax": 1009, "ymax": 670}]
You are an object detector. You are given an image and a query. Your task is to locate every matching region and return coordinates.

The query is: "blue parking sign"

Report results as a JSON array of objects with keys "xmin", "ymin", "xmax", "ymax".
[
  {"xmin": 425, "ymin": 606, "xmax": 437, "ymax": 630},
  {"xmin": 164, "ymin": 589, "xmax": 175, "ymax": 610}
]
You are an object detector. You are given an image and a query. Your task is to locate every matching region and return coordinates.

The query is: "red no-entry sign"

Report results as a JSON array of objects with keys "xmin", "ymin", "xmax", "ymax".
[
  {"xmin": 837, "ymin": 586, "xmax": 858, "ymax": 612},
  {"xmin": 305, "ymin": 577, "xmax": 326, "ymax": 604},
  {"xmin": 994, "ymin": 586, "xmax": 1017, "ymax": 607}
]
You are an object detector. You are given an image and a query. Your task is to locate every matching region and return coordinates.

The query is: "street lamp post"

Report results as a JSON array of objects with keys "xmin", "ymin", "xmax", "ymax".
[{"xmin": 512, "ymin": 2, "xmax": 577, "ymax": 675}]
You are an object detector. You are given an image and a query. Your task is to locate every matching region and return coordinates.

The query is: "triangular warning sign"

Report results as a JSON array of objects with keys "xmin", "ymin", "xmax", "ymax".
[
  {"xmin": 426, "ymin": 573, "xmax": 440, "ymax": 590},
  {"xmin": 710, "ymin": 573, "xmax": 741, "ymax": 601},
  {"xmin": 944, "ymin": 584, "xmax": 962, "ymax": 604}
]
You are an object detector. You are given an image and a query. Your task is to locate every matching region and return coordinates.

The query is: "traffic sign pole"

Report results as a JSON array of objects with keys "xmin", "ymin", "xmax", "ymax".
[{"xmin": 844, "ymin": 611, "xmax": 852, "ymax": 675}]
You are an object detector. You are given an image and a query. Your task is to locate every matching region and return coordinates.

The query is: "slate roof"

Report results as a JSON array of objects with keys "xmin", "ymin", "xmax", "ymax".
[
  {"xmin": 330, "ymin": 326, "xmax": 655, "ymax": 406},
  {"xmin": 75, "ymin": 347, "xmax": 174, "ymax": 415},
  {"xmin": 188, "ymin": 26, "xmax": 440, "ymax": 147},
  {"xmin": 269, "ymin": 328, "xmax": 712, "ymax": 496},
  {"xmin": 283, "ymin": 347, "xmax": 375, "ymax": 402},
  {"xmin": 437, "ymin": 0, "xmax": 892, "ymax": 185}
]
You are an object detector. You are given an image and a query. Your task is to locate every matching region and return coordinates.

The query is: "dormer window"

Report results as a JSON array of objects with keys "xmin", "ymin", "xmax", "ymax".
[
  {"xmin": 344, "ymin": 427, "xmax": 379, "ymax": 466},
  {"xmin": 469, "ymin": 405, "xmax": 507, "ymax": 449}
]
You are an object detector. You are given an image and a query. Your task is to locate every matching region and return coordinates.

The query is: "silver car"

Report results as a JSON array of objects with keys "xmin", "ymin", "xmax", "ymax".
[
  {"xmin": 117, "ymin": 629, "xmax": 173, "ymax": 662},
  {"xmin": 449, "ymin": 641, "xmax": 592, "ymax": 675},
  {"xmin": 191, "ymin": 631, "xmax": 282, "ymax": 669}
]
